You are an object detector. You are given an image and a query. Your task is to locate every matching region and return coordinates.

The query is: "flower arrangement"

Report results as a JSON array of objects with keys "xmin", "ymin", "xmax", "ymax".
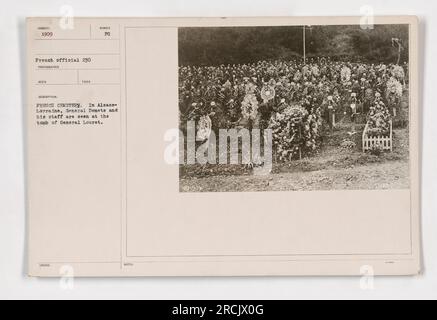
[
  {"xmin": 223, "ymin": 80, "xmax": 232, "ymax": 90},
  {"xmin": 302, "ymin": 65, "xmax": 311, "ymax": 78},
  {"xmin": 364, "ymin": 87, "xmax": 374, "ymax": 102},
  {"xmin": 391, "ymin": 66, "xmax": 405, "ymax": 83},
  {"xmin": 260, "ymin": 85, "xmax": 276, "ymax": 102},
  {"xmin": 311, "ymin": 65, "xmax": 320, "ymax": 77},
  {"xmin": 241, "ymin": 93, "xmax": 259, "ymax": 121},
  {"xmin": 379, "ymin": 64, "xmax": 387, "ymax": 72},
  {"xmin": 357, "ymin": 65, "xmax": 366, "ymax": 75},
  {"xmin": 386, "ymin": 76, "xmax": 403, "ymax": 99},
  {"xmin": 178, "ymin": 59, "xmax": 403, "ymax": 160},
  {"xmin": 293, "ymin": 70, "xmax": 302, "ymax": 82},
  {"xmin": 340, "ymin": 139, "xmax": 357, "ymax": 149},
  {"xmin": 269, "ymin": 104, "xmax": 314, "ymax": 161},
  {"xmin": 367, "ymin": 100, "xmax": 391, "ymax": 137},
  {"xmin": 340, "ymin": 66, "xmax": 351, "ymax": 83},
  {"xmin": 369, "ymin": 142, "xmax": 383, "ymax": 156},
  {"xmin": 196, "ymin": 115, "xmax": 212, "ymax": 141},
  {"xmin": 244, "ymin": 82, "xmax": 257, "ymax": 94}
]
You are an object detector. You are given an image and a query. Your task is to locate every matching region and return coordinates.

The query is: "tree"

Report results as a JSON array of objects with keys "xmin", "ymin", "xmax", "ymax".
[{"xmin": 179, "ymin": 25, "xmax": 409, "ymax": 66}]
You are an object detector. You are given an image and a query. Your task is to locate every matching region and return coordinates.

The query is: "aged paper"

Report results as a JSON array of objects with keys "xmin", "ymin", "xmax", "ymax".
[{"xmin": 27, "ymin": 16, "xmax": 420, "ymax": 276}]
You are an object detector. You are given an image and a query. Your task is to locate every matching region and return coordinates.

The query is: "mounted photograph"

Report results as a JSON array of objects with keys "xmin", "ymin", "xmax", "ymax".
[{"xmin": 178, "ymin": 24, "xmax": 411, "ymax": 192}]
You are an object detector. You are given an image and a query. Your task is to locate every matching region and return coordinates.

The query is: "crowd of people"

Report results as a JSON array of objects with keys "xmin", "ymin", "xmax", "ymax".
[{"xmin": 178, "ymin": 57, "xmax": 407, "ymax": 159}]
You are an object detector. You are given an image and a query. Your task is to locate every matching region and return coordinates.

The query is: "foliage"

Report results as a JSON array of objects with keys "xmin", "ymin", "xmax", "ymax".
[
  {"xmin": 179, "ymin": 25, "xmax": 409, "ymax": 66},
  {"xmin": 179, "ymin": 58, "xmax": 405, "ymax": 161},
  {"xmin": 369, "ymin": 142, "xmax": 383, "ymax": 156},
  {"xmin": 340, "ymin": 139, "xmax": 357, "ymax": 149},
  {"xmin": 340, "ymin": 66, "xmax": 351, "ymax": 83},
  {"xmin": 241, "ymin": 93, "xmax": 259, "ymax": 121},
  {"xmin": 196, "ymin": 115, "xmax": 212, "ymax": 141},
  {"xmin": 269, "ymin": 105, "xmax": 310, "ymax": 161},
  {"xmin": 385, "ymin": 76, "xmax": 403, "ymax": 112},
  {"xmin": 260, "ymin": 85, "xmax": 275, "ymax": 102},
  {"xmin": 367, "ymin": 100, "xmax": 392, "ymax": 137},
  {"xmin": 386, "ymin": 76, "xmax": 403, "ymax": 98},
  {"xmin": 391, "ymin": 65, "xmax": 405, "ymax": 82}
]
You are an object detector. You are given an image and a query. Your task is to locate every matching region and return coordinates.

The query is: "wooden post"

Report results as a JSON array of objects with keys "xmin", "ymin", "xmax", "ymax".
[
  {"xmin": 397, "ymin": 44, "xmax": 401, "ymax": 65},
  {"xmin": 299, "ymin": 126, "xmax": 302, "ymax": 160},
  {"xmin": 362, "ymin": 122, "xmax": 368, "ymax": 152},
  {"xmin": 303, "ymin": 26, "xmax": 306, "ymax": 64},
  {"xmin": 390, "ymin": 120, "xmax": 393, "ymax": 152}
]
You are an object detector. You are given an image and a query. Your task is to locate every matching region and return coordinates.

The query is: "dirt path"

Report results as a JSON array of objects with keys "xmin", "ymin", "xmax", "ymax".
[{"xmin": 180, "ymin": 160, "xmax": 409, "ymax": 192}]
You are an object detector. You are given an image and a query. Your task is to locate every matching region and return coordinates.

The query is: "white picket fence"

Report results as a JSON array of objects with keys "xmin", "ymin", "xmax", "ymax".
[{"xmin": 362, "ymin": 120, "xmax": 393, "ymax": 152}]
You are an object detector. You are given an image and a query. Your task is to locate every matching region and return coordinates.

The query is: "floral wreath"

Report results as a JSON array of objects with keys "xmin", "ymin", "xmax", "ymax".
[
  {"xmin": 196, "ymin": 115, "xmax": 212, "ymax": 141},
  {"xmin": 260, "ymin": 85, "xmax": 276, "ymax": 103}
]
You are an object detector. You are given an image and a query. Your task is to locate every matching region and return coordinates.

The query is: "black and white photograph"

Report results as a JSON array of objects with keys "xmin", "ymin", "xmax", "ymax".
[
  {"xmin": 2, "ymin": 0, "xmax": 435, "ymax": 299},
  {"xmin": 178, "ymin": 24, "xmax": 410, "ymax": 192}
]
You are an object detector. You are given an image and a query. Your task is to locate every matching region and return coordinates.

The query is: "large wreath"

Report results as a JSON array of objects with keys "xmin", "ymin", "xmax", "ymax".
[
  {"xmin": 367, "ymin": 101, "xmax": 391, "ymax": 137},
  {"xmin": 386, "ymin": 76, "xmax": 403, "ymax": 99},
  {"xmin": 269, "ymin": 105, "xmax": 308, "ymax": 161},
  {"xmin": 260, "ymin": 85, "xmax": 276, "ymax": 103},
  {"xmin": 392, "ymin": 65, "xmax": 405, "ymax": 82}
]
